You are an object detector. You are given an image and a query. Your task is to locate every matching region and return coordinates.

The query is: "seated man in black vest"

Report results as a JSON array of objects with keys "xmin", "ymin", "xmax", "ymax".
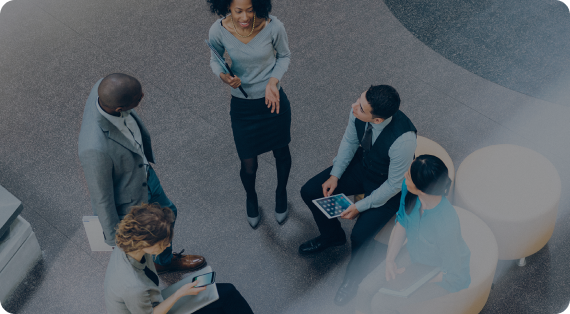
[{"xmin": 299, "ymin": 85, "xmax": 417, "ymax": 306}]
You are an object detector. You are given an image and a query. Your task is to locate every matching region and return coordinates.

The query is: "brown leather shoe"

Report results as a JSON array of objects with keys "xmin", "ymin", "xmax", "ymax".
[{"xmin": 154, "ymin": 250, "xmax": 206, "ymax": 274}]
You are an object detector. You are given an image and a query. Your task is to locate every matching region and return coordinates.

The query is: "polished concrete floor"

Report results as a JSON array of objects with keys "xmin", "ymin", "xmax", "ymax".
[
  {"xmin": 1, "ymin": 0, "xmax": 570, "ymax": 313},
  {"xmin": 385, "ymin": 0, "xmax": 570, "ymax": 107}
]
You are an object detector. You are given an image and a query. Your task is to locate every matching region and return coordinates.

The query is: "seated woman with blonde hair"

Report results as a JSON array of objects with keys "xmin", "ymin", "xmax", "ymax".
[
  {"xmin": 104, "ymin": 203, "xmax": 254, "ymax": 314},
  {"xmin": 355, "ymin": 155, "xmax": 471, "ymax": 314}
]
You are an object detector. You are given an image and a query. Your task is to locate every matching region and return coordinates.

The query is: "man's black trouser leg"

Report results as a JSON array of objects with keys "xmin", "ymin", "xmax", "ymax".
[
  {"xmin": 300, "ymin": 154, "xmax": 401, "ymax": 284},
  {"xmin": 300, "ymin": 158, "xmax": 366, "ymax": 240},
  {"xmin": 344, "ymin": 197, "xmax": 399, "ymax": 284}
]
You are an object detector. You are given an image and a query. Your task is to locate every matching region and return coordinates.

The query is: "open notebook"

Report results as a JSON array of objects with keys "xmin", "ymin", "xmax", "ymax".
[
  {"xmin": 379, "ymin": 263, "xmax": 441, "ymax": 298},
  {"xmin": 161, "ymin": 266, "xmax": 219, "ymax": 314}
]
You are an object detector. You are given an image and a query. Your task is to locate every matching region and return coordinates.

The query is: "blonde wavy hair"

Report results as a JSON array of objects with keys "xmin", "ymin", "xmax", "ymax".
[{"xmin": 115, "ymin": 203, "xmax": 175, "ymax": 253}]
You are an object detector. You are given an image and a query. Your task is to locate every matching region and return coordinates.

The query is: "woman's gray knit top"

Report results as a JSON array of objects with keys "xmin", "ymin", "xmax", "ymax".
[{"xmin": 208, "ymin": 15, "xmax": 291, "ymax": 99}]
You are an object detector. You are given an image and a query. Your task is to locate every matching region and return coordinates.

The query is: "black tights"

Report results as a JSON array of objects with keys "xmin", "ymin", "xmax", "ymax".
[{"xmin": 239, "ymin": 145, "xmax": 292, "ymax": 215}]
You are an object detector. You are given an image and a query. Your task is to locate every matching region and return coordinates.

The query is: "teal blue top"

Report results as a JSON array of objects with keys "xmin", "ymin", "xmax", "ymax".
[{"xmin": 396, "ymin": 179, "xmax": 471, "ymax": 293}]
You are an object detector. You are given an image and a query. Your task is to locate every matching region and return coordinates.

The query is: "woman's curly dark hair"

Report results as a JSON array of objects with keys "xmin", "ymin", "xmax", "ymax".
[
  {"xmin": 115, "ymin": 203, "xmax": 175, "ymax": 253},
  {"xmin": 207, "ymin": 0, "xmax": 272, "ymax": 19}
]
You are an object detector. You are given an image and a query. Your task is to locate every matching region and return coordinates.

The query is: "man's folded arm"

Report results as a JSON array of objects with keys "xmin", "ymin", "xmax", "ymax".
[
  {"xmin": 355, "ymin": 132, "xmax": 417, "ymax": 212},
  {"xmin": 331, "ymin": 110, "xmax": 361, "ymax": 179}
]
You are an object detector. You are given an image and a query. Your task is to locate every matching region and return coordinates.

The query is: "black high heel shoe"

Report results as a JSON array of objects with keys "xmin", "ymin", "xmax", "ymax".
[
  {"xmin": 275, "ymin": 189, "xmax": 288, "ymax": 224},
  {"xmin": 246, "ymin": 194, "xmax": 260, "ymax": 229}
]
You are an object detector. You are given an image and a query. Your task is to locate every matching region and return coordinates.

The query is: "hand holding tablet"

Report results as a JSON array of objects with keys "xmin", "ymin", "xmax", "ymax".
[
  {"xmin": 312, "ymin": 193, "xmax": 354, "ymax": 219},
  {"xmin": 339, "ymin": 204, "xmax": 360, "ymax": 220}
]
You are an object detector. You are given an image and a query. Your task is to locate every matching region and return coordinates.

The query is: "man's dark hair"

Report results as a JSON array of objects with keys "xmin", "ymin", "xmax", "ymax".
[
  {"xmin": 365, "ymin": 85, "xmax": 400, "ymax": 120},
  {"xmin": 98, "ymin": 73, "xmax": 142, "ymax": 110},
  {"xmin": 207, "ymin": 0, "xmax": 272, "ymax": 19}
]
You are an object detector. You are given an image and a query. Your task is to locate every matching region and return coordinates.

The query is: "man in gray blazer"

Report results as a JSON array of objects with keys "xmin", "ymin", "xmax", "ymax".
[{"xmin": 78, "ymin": 73, "xmax": 205, "ymax": 273}]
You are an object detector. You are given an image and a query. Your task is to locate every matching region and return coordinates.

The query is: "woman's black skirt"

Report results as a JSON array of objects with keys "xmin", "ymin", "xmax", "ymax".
[{"xmin": 230, "ymin": 88, "xmax": 291, "ymax": 159}]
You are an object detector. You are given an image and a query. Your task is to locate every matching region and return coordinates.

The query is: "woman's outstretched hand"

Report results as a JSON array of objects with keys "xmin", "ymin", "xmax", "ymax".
[
  {"xmin": 220, "ymin": 72, "xmax": 241, "ymax": 89},
  {"xmin": 265, "ymin": 78, "xmax": 280, "ymax": 114},
  {"xmin": 385, "ymin": 260, "xmax": 406, "ymax": 281}
]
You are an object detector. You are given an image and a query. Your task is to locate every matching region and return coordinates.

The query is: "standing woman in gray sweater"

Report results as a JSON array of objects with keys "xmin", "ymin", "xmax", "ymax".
[{"xmin": 207, "ymin": 0, "xmax": 292, "ymax": 228}]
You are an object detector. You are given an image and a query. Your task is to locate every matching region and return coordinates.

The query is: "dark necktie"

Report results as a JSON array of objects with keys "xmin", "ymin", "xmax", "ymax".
[
  {"xmin": 361, "ymin": 123, "xmax": 373, "ymax": 152},
  {"xmin": 361, "ymin": 123, "xmax": 373, "ymax": 168},
  {"xmin": 140, "ymin": 256, "xmax": 159, "ymax": 286}
]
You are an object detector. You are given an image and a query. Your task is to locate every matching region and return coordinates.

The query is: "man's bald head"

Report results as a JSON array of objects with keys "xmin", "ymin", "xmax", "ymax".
[{"xmin": 98, "ymin": 73, "xmax": 143, "ymax": 110}]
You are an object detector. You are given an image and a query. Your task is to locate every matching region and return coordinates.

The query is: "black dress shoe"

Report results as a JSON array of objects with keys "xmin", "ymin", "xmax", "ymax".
[
  {"xmin": 298, "ymin": 235, "xmax": 346, "ymax": 256},
  {"xmin": 334, "ymin": 279, "xmax": 359, "ymax": 306}
]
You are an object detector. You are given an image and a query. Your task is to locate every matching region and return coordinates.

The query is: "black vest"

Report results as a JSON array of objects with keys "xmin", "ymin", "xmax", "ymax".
[{"xmin": 355, "ymin": 110, "xmax": 417, "ymax": 185}]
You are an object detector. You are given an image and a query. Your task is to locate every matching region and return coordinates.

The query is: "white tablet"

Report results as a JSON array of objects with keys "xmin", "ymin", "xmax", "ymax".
[
  {"xmin": 161, "ymin": 266, "xmax": 219, "ymax": 314},
  {"xmin": 312, "ymin": 193, "xmax": 354, "ymax": 219},
  {"xmin": 378, "ymin": 265, "xmax": 441, "ymax": 298}
]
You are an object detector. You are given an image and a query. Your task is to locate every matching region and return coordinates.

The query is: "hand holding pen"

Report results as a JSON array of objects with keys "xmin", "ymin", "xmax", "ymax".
[
  {"xmin": 206, "ymin": 39, "xmax": 248, "ymax": 98},
  {"xmin": 219, "ymin": 73, "xmax": 242, "ymax": 89}
]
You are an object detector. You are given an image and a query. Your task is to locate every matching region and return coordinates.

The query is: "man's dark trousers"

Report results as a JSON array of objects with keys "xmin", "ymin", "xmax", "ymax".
[
  {"xmin": 300, "ymin": 151, "xmax": 400, "ymax": 283},
  {"xmin": 147, "ymin": 166, "xmax": 178, "ymax": 265}
]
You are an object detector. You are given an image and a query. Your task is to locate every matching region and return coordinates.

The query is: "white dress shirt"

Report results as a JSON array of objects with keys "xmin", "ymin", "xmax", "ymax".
[
  {"xmin": 330, "ymin": 109, "xmax": 417, "ymax": 212},
  {"xmin": 96, "ymin": 98, "xmax": 149, "ymax": 172}
]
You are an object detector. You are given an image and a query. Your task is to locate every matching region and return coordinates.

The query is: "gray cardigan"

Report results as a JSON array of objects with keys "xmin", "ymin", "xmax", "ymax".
[
  {"xmin": 208, "ymin": 15, "xmax": 291, "ymax": 99},
  {"xmin": 104, "ymin": 248, "xmax": 163, "ymax": 314}
]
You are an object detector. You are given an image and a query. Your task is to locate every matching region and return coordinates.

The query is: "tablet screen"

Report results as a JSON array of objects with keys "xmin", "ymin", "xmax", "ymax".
[
  {"xmin": 192, "ymin": 272, "xmax": 215, "ymax": 287},
  {"xmin": 312, "ymin": 194, "xmax": 353, "ymax": 218}
]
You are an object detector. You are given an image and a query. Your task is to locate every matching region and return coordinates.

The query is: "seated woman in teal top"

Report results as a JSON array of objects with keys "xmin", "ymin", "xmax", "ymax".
[{"xmin": 355, "ymin": 155, "xmax": 471, "ymax": 314}]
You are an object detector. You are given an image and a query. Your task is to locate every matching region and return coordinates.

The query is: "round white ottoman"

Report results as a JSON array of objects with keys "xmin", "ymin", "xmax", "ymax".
[
  {"xmin": 357, "ymin": 207, "xmax": 498, "ymax": 314},
  {"xmin": 454, "ymin": 144, "xmax": 561, "ymax": 261},
  {"xmin": 373, "ymin": 135, "xmax": 456, "ymax": 244}
]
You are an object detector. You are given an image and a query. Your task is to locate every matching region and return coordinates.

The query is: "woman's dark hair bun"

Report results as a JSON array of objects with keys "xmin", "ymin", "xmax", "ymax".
[
  {"xmin": 410, "ymin": 154, "xmax": 451, "ymax": 196},
  {"xmin": 404, "ymin": 155, "xmax": 451, "ymax": 214}
]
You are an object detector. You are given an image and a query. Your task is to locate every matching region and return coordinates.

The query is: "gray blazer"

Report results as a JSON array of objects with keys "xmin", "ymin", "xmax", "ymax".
[
  {"xmin": 104, "ymin": 248, "xmax": 163, "ymax": 314},
  {"xmin": 78, "ymin": 79, "xmax": 155, "ymax": 246}
]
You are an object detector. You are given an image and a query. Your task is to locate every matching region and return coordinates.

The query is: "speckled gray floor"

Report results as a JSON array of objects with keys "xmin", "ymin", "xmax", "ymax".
[
  {"xmin": 384, "ymin": 0, "xmax": 570, "ymax": 107},
  {"xmin": 1, "ymin": 0, "xmax": 570, "ymax": 313}
]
